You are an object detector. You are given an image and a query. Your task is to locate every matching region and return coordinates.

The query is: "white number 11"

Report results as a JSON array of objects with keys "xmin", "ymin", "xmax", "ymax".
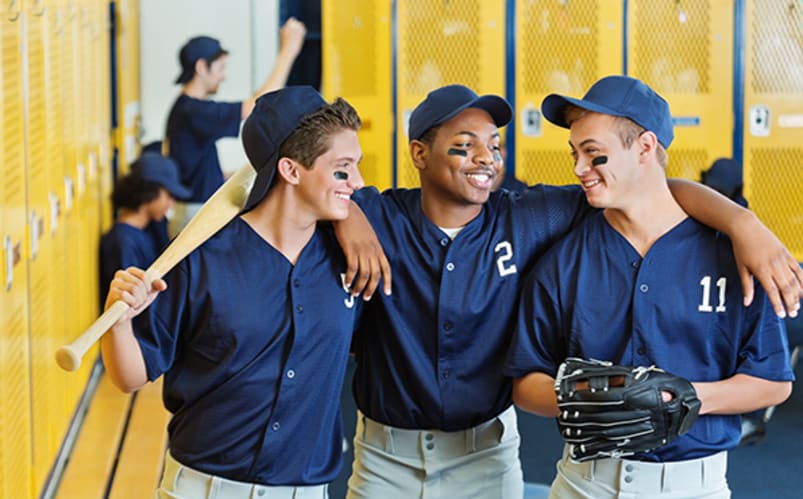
[{"xmin": 698, "ymin": 275, "xmax": 727, "ymax": 313}]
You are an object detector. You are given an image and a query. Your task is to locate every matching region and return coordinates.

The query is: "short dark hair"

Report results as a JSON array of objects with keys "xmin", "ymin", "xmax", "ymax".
[
  {"xmin": 278, "ymin": 98, "xmax": 362, "ymax": 169},
  {"xmin": 111, "ymin": 173, "xmax": 162, "ymax": 211}
]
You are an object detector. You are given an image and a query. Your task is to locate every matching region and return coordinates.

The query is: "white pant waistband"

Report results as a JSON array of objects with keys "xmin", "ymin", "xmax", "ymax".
[
  {"xmin": 559, "ymin": 445, "xmax": 728, "ymax": 495},
  {"xmin": 159, "ymin": 451, "xmax": 328, "ymax": 499},
  {"xmin": 356, "ymin": 406, "xmax": 516, "ymax": 459}
]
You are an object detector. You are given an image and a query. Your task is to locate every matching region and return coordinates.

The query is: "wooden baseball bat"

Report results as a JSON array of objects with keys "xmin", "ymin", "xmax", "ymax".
[{"xmin": 55, "ymin": 164, "xmax": 257, "ymax": 372}]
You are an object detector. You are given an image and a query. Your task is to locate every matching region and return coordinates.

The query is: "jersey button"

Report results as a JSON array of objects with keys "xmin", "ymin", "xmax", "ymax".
[
  {"xmin": 446, "ymin": 262, "xmax": 455, "ymax": 271},
  {"xmin": 631, "ymin": 261, "xmax": 640, "ymax": 269},
  {"xmin": 296, "ymin": 305, "xmax": 304, "ymax": 313},
  {"xmin": 272, "ymin": 422, "xmax": 280, "ymax": 431},
  {"xmin": 287, "ymin": 369, "xmax": 295, "ymax": 379},
  {"xmin": 293, "ymin": 279, "xmax": 301, "ymax": 287},
  {"xmin": 443, "ymin": 321, "xmax": 453, "ymax": 331},
  {"xmin": 637, "ymin": 347, "xmax": 647, "ymax": 356},
  {"xmin": 440, "ymin": 238, "xmax": 449, "ymax": 247},
  {"xmin": 639, "ymin": 284, "xmax": 649, "ymax": 293},
  {"xmin": 442, "ymin": 370, "xmax": 450, "ymax": 379}
]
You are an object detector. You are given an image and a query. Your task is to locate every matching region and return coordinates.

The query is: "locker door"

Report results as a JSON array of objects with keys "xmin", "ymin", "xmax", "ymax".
[
  {"xmin": 395, "ymin": 0, "xmax": 506, "ymax": 187},
  {"xmin": 742, "ymin": 1, "xmax": 803, "ymax": 261},
  {"xmin": 23, "ymin": 0, "xmax": 65, "ymax": 494},
  {"xmin": 627, "ymin": 0, "xmax": 735, "ymax": 179},
  {"xmin": 322, "ymin": 0, "xmax": 393, "ymax": 190},
  {"xmin": 1, "ymin": 1, "xmax": 34, "ymax": 497},
  {"xmin": 515, "ymin": 0, "xmax": 624, "ymax": 186}
]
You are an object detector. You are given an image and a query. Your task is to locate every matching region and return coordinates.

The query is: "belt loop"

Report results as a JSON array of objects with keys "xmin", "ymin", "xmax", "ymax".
[
  {"xmin": 589, "ymin": 459, "xmax": 596, "ymax": 481},
  {"xmin": 360, "ymin": 413, "xmax": 366, "ymax": 441},
  {"xmin": 383, "ymin": 425, "xmax": 395, "ymax": 453},
  {"xmin": 701, "ymin": 455, "xmax": 708, "ymax": 487},
  {"xmin": 208, "ymin": 476, "xmax": 221, "ymax": 499}
]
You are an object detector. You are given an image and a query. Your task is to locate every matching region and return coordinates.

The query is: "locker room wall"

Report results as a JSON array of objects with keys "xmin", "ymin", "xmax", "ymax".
[{"xmin": 138, "ymin": 0, "xmax": 281, "ymax": 175}]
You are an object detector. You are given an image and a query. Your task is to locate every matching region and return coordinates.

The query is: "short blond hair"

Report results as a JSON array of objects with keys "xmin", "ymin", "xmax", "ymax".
[{"xmin": 564, "ymin": 104, "xmax": 668, "ymax": 168}]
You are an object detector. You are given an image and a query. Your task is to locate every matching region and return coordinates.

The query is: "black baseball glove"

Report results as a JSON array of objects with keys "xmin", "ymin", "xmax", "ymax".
[{"xmin": 554, "ymin": 357, "xmax": 701, "ymax": 462}]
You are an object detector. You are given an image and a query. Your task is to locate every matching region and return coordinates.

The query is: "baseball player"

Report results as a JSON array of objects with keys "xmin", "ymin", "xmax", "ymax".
[
  {"xmin": 337, "ymin": 84, "xmax": 802, "ymax": 499},
  {"xmin": 99, "ymin": 152, "xmax": 190, "ymax": 307},
  {"xmin": 165, "ymin": 17, "xmax": 306, "ymax": 235},
  {"xmin": 102, "ymin": 87, "xmax": 365, "ymax": 498},
  {"xmin": 504, "ymin": 75, "xmax": 794, "ymax": 498}
]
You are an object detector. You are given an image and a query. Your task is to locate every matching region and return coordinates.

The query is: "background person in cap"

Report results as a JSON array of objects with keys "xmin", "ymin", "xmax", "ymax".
[
  {"xmin": 99, "ymin": 152, "xmax": 190, "ymax": 309},
  {"xmin": 505, "ymin": 74, "xmax": 794, "ymax": 499},
  {"xmin": 336, "ymin": 82, "xmax": 802, "ymax": 499},
  {"xmin": 101, "ymin": 86, "xmax": 368, "ymax": 498},
  {"xmin": 164, "ymin": 17, "xmax": 307, "ymax": 237},
  {"xmin": 701, "ymin": 157, "xmax": 748, "ymax": 208}
]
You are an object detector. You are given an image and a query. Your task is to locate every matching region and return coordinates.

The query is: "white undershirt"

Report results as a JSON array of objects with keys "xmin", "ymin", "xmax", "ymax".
[{"xmin": 439, "ymin": 226, "xmax": 465, "ymax": 240}]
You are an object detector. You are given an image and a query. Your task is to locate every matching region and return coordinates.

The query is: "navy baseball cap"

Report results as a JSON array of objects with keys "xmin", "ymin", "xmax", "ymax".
[
  {"xmin": 541, "ymin": 75, "xmax": 675, "ymax": 148},
  {"xmin": 175, "ymin": 36, "xmax": 228, "ymax": 84},
  {"xmin": 408, "ymin": 84, "xmax": 512, "ymax": 141},
  {"xmin": 241, "ymin": 86, "xmax": 327, "ymax": 211},
  {"xmin": 130, "ymin": 152, "xmax": 191, "ymax": 201}
]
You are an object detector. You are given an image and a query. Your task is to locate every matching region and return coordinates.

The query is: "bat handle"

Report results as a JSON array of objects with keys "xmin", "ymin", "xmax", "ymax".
[{"xmin": 55, "ymin": 300, "xmax": 131, "ymax": 371}]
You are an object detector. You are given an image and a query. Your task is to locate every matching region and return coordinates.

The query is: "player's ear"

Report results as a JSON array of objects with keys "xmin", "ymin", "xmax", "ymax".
[
  {"xmin": 276, "ymin": 157, "xmax": 301, "ymax": 185},
  {"xmin": 409, "ymin": 140, "xmax": 429, "ymax": 171},
  {"xmin": 193, "ymin": 58, "xmax": 208, "ymax": 78},
  {"xmin": 638, "ymin": 130, "xmax": 659, "ymax": 162}
]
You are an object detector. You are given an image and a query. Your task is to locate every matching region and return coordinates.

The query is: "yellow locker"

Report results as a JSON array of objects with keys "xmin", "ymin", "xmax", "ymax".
[
  {"xmin": 395, "ymin": 0, "xmax": 506, "ymax": 187},
  {"xmin": 515, "ymin": 0, "xmax": 624, "ymax": 186},
  {"xmin": 23, "ymin": 0, "xmax": 66, "ymax": 494},
  {"xmin": 742, "ymin": 1, "xmax": 803, "ymax": 261},
  {"xmin": 1, "ymin": 1, "xmax": 34, "ymax": 497},
  {"xmin": 627, "ymin": 0, "xmax": 734, "ymax": 180},
  {"xmin": 322, "ymin": 0, "xmax": 393, "ymax": 190},
  {"xmin": 114, "ymin": 0, "xmax": 142, "ymax": 171}
]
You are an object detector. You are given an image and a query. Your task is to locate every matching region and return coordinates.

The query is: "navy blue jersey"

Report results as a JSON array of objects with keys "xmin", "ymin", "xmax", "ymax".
[
  {"xmin": 499, "ymin": 174, "xmax": 528, "ymax": 193},
  {"xmin": 136, "ymin": 219, "xmax": 358, "ymax": 485},
  {"xmin": 99, "ymin": 222, "xmax": 158, "ymax": 307},
  {"xmin": 165, "ymin": 95, "xmax": 241, "ymax": 202},
  {"xmin": 350, "ymin": 185, "xmax": 590, "ymax": 430},
  {"xmin": 505, "ymin": 212, "xmax": 794, "ymax": 461}
]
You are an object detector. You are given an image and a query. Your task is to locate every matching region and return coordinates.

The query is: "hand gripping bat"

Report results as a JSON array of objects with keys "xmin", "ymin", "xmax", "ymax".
[{"xmin": 55, "ymin": 164, "xmax": 256, "ymax": 371}]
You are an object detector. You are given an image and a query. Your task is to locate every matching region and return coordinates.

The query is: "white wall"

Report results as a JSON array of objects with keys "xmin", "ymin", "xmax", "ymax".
[{"xmin": 138, "ymin": 0, "xmax": 280, "ymax": 173}]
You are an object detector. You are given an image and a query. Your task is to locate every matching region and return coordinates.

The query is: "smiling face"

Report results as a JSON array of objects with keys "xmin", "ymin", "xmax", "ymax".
[
  {"xmin": 568, "ymin": 111, "xmax": 645, "ymax": 210},
  {"xmin": 296, "ymin": 129, "xmax": 364, "ymax": 221},
  {"xmin": 414, "ymin": 107, "xmax": 502, "ymax": 211}
]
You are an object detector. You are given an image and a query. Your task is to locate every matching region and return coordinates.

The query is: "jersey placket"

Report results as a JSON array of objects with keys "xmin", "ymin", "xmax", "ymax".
[
  {"xmin": 434, "ymin": 234, "xmax": 462, "ymax": 423},
  {"xmin": 251, "ymin": 266, "xmax": 307, "ymax": 475},
  {"xmin": 630, "ymin": 254, "xmax": 654, "ymax": 365}
]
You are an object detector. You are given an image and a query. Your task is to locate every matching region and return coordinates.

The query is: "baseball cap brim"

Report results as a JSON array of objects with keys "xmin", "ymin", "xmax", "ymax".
[
  {"xmin": 542, "ymin": 94, "xmax": 628, "ymax": 129},
  {"xmin": 447, "ymin": 95, "xmax": 512, "ymax": 129}
]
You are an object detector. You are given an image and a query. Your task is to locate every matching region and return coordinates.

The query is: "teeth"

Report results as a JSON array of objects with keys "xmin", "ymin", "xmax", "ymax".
[
  {"xmin": 583, "ymin": 180, "xmax": 600, "ymax": 188},
  {"xmin": 467, "ymin": 173, "xmax": 491, "ymax": 182},
  {"xmin": 335, "ymin": 193, "xmax": 351, "ymax": 201}
]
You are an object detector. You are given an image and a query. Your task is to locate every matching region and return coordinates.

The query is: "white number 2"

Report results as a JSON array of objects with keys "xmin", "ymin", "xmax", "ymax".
[
  {"xmin": 698, "ymin": 275, "xmax": 727, "ymax": 313},
  {"xmin": 495, "ymin": 241, "xmax": 518, "ymax": 277}
]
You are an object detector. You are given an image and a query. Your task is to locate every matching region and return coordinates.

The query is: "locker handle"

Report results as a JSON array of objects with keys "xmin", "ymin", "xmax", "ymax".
[
  {"xmin": 30, "ymin": 210, "xmax": 39, "ymax": 260},
  {"xmin": 4, "ymin": 235, "xmax": 13, "ymax": 290},
  {"xmin": 8, "ymin": 0, "xmax": 20, "ymax": 21},
  {"xmin": 33, "ymin": 0, "xmax": 45, "ymax": 17},
  {"xmin": 49, "ymin": 192, "xmax": 60, "ymax": 235}
]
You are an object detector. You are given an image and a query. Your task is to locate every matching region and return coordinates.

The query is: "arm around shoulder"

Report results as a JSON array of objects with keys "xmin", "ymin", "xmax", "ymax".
[{"xmin": 668, "ymin": 178, "xmax": 803, "ymax": 318}]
